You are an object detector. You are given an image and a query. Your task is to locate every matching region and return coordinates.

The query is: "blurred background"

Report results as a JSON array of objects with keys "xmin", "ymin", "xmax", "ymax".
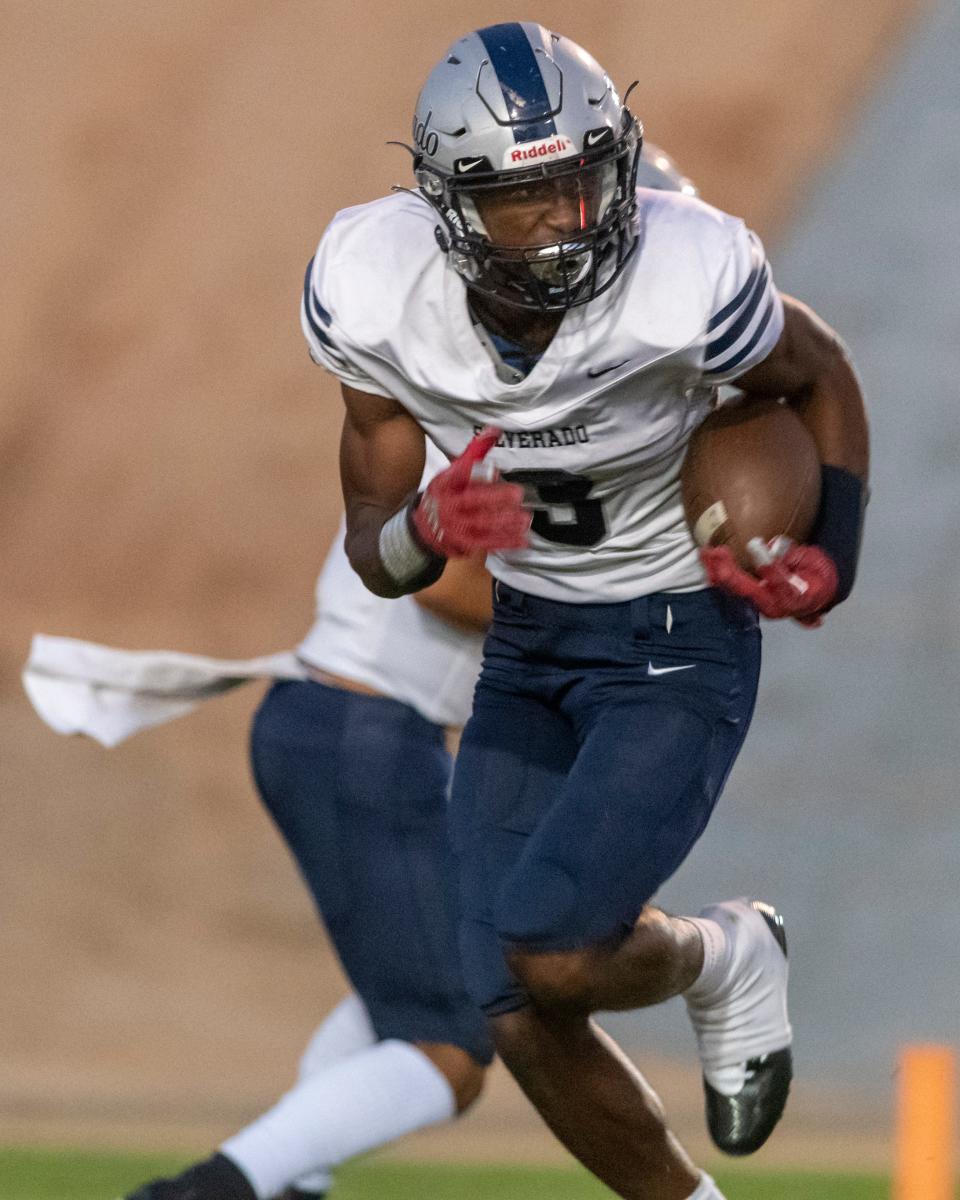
[{"xmin": 2, "ymin": 0, "xmax": 957, "ymax": 1182}]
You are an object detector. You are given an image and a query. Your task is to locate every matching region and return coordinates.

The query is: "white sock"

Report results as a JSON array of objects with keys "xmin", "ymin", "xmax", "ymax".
[
  {"xmin": 276, "ymin": 994, "xmax": 378, "ymax": 1194},
  {"xmin": 686, "ymin": 1171, "xmax": 726, "ymax": 1199},
  {"xmin": 683, "ymin": 917, "xmax": 731, "ymax": 1003},
  {"xmin": 684, "ymin": 916, "xmax": 744, "ymax": 1096},
  {"xmin": 683, "ymin": 903, "xmax": 791, "ymax": 1096},
  {"xmin": 296, "ymin": 993, "xmax": 377, "ymax": 1079},
  {"xmin": 221, "ymin": 1039, "xmax": 456, "ymax": 1199}
]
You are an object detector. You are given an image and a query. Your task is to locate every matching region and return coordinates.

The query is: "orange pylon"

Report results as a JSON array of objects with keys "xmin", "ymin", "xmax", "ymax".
[{"xmin": 894, "ymin": 1044, "xmax": 956, "ymax": 1200}]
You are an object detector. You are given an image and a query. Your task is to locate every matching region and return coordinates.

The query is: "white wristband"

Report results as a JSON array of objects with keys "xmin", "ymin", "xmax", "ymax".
[{"xmin": 378, "ymin": 505, "xmax": 435, "ymax": 586}]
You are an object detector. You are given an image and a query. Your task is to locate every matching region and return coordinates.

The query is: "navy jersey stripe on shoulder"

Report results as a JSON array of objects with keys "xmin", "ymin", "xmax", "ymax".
[
  {"xmin": 704, "ymin": 264, "xmax": 770, "ymax": 361},
  {"xmin": 302, "ymin": 259, "xmax": 345, "ymax": 361},
  {"xmin": 706, "ymin": 238, "xmax": 763, "ymax": 332},
  {"xmin": 477, "ymin": 23, "xmax": 557, "ymax": 143},
  {"xmin": 704, "ymin": 297, "xmax": 776, "ymax": 377}
]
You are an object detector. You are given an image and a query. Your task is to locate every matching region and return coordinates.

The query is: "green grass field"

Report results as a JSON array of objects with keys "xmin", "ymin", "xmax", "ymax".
[{"xmin": 0, "ymin": 1148, "xmax": 896, "ymax": 1200}]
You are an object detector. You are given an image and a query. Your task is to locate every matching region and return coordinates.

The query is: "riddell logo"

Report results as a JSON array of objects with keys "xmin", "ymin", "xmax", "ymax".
[{"xmin": 502, "ymin": 135, "xmax": 575, "ymax": 168}]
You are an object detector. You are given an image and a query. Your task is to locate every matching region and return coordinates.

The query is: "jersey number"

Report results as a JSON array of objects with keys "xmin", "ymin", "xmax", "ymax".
[{"xmin": 503, "ymin": 470, "xmax": 606, "ymax": 548}]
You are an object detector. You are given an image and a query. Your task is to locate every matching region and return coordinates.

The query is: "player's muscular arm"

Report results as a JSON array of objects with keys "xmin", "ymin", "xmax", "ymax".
[
  {"xmin": 414, "ymin": 554, "xmax": 492, "ymax": 634},
  {"xmin": 340, "ymin": 384, "xmax": 430, "ymax": 598},
  {"xmin": 735, "ymin": 296, "xmax": 869, "ymax": 481},
  {"xmin": 705, "ymin": 296, "xmax": 869, "ymax": 618},
  {"xmin": 340, "ymin": 386, "xmax": 529, "ymax": 600}
]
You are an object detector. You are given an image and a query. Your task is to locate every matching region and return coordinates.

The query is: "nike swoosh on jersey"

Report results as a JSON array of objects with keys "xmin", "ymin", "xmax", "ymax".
[
  {"xmin": 587, "ymin": 359, "xmax": 631, "ymax": 378},
  {"xmin": 585, "ymin": 129, "xmax": 608, "ymax": 146},
  {"xmin": 647, "ymin": 662, "xmax": 697, "ymax": 676}
]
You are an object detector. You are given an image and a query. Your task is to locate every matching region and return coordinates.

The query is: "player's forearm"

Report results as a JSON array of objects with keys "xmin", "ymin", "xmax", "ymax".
[
  {"xmin": 739, "ymin": 300, "xmax": 870, "ymax": 608},
  {"xmin": 344, "ymin": 505, "xmax": 408, "ymax": 599},
  {"xmin": 344, "ymin": 496, "xmax": 444, "ymax": 599},
  {"xmin": 339, "ymin": 386, "xmax": 442, "ymax": 598},
  {"xmin": 789, "ymin": 344, "xmax": 869, "ymax": 606}
]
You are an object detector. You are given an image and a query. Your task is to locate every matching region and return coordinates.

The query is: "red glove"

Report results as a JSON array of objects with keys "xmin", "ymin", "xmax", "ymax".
[
  {"xmin": 701, "ymin": 537, "xmax": 839, "ymax": 627},
  {"xmin": 412, "ymin": 427, "xmax": 531, "ymax": 557}
]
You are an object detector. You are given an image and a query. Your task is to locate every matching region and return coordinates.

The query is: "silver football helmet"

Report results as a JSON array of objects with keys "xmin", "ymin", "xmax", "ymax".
[{"xmin": 411, "ymin": 22, "xmax": 643, "ymax": 310}]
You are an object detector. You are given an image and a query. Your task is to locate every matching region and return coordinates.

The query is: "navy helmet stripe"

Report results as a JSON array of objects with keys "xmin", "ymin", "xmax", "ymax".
[
  {"xmin": 704, "ymin": 297, "xmax": 776, "ymax": 376},
  {"xmin": 477, "ymin": 23, "xmax": 557, "ymax": 143}
]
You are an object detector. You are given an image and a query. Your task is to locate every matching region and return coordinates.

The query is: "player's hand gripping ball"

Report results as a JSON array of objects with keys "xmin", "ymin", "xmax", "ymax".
[
  {"xmin": 682, "ymin": 397, "xmax": 836, "ymax": 624},
  {"xmin": 412, "ymin": 427, "xmax": 531, "ymax": 557},
  {"xmin": 701, "ymin": 536, "xmax": 838, "ymax": 626}
]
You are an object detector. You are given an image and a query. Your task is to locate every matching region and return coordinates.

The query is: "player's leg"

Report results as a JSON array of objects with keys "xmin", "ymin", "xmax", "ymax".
[
  {"xmin": 502, "ymin": 886, "xmax": 791, "ymax": 1162},
  {"xmin": 481, "ymin": 722, "xmax": 714, "ymax": 1197},
  {"xmin": 271, "ymin": 991, "xmax": 379, "ymax": 1198},
  {"xmin": 451, "ymin": 683, "xmax": 705, "ymax": 1200},
  {"xmin": 453, "ymin": 587, "xmax": 774, "ymax": 1197},
  {"xmin": 490, "ymin": 590, "xmax": 786, "ymax": 1176},
  {"xmin": 296, "ymin": 992, "xmax": 378, "ymax": 1074},
  {"xmin": 495, "ymin": 703, "xmax": 789, "ymax": 1164},
  {"xmin": 151, "ymin": 1040, "xmax": 474, "ymax": 1200},
  {"xmin": 496, "ymin": 682, "xmax": 764, "ymax": 1011},
  {"xmin": 491, "ymin": 1009, "xmax": 724, "ymax": 1200},
  {"xmin": 125, "ymin": 681, "xmax": 489, "ymax": 1200},
  {"xmin": 219, "ymin": 1038, "xmax": 466, "ymax": 1200},
  {"xmin": 231, "ymin": 680, "xmax": 490, "ymax": 1199}
]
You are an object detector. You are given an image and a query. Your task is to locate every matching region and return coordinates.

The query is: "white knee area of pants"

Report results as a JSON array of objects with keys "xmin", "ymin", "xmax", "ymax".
[
  {"xmin": 221, "ymin": 1039, "xmax": 456, "ymax": 1200},
  {"xmin": 687, "ymin": 1171, "xmax": 725, "ymax": 1199},
  {"xmin": 297, "ymin": 992, "xmax": 377, "ymax": 1081}
]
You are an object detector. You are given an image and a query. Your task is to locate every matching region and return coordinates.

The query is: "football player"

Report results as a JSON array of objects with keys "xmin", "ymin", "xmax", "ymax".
[
  {"xmin": 121, "ymin": 144, "xmax": 695, "ymax": 1200},
  {"xmin": 305, "ymin": 22, "xmax": 869, "ymax": 1200},
  {"xmin": 118, "ymin": 443, "xmax": 490, "ymax": 1200}
]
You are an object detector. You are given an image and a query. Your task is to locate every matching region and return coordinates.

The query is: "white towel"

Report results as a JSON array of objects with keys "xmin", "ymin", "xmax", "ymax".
[{"xmin": 23, "ymin": 634, "xmax": 306, "ymax": 748}]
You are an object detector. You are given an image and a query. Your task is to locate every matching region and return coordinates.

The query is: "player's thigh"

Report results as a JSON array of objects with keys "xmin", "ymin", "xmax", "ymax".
[
  {"xmin": 450, "ymin": 685, "xmax": 577, "ymax": 1013},
  {"xmin": 495, "ymin": 639, "xmax": 761, "ymax": 950},
  {"xmin": 250, "ymin": 681, "xmax": 351, "ymax": 910},
  {"xmin": 252, "ymin": 680, "xmax": 491, "ymax": 1060}
]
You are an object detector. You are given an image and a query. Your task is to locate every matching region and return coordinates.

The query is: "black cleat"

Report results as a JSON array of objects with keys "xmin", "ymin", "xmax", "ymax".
[
  {"xmin": 704, "ymin": 1045, "xmax": 793, "ymax": 1156},
  {"xmin": 686, "ymin": 899, "xmax": 793, "ymax": 1156},
  {"xmin": 124, "ymin": 1153, "xmax": 256, "ymax": 1200}
]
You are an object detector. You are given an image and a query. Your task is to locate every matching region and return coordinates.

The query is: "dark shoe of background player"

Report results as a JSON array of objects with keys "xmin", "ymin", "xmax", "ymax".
[{"xmin": 123, "ymin": 1152, "xmax": 256, "ymax": 1200}]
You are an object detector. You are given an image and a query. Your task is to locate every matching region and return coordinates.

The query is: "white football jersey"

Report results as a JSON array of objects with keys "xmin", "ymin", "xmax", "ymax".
[
  {"xmin": 297, "ymin": 441, "xmax": 484, "ymax": 728},
  {"xmin": 301, "ymin": 188, "xmax": 784, "ymax": 603}
]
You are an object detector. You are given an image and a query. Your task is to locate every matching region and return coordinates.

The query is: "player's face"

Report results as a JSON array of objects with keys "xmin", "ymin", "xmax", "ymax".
[{"xmin": 468, "ymin": 161, "xmax": 615, "ymax": 249}]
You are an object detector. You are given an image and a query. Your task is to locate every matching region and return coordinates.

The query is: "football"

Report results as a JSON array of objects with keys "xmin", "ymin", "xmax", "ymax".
[{"xmin": 681, "ymin": 397, "xmax": 821, "ymax": 569}]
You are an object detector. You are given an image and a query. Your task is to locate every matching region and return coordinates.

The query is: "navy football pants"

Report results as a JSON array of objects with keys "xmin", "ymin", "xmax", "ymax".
[
  {"xmin": 449, "ymin": 583, "xmax": 761, "ymax": 1015},
  {"xmin": 251, "ymin": 680, "xmax": 493, "ymax": 1063}
]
